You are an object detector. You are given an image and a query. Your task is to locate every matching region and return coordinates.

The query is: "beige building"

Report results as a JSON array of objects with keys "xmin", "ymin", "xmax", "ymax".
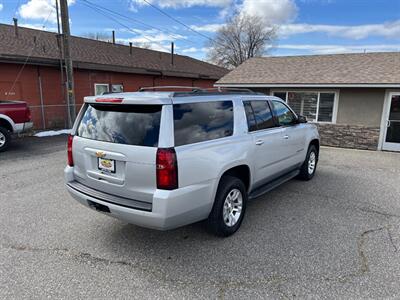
[{"xmin": 215, "ymin": 52, "xmax": 400, "ymax": 151}]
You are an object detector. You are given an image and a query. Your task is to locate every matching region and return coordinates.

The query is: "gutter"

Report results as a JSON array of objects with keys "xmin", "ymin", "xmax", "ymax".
[{"xmin": 214, "ymin": 83, "xmax": 400, "ymax": 88}]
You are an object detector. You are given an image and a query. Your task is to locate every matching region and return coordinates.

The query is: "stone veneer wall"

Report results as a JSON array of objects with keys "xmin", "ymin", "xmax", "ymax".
[{"xmin": 316, "ymin": 123, "xmax": 380, "ymax": 151}]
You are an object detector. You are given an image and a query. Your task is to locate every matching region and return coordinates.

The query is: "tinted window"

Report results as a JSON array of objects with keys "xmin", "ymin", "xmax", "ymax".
[
  {"xmin": 251, "ymin": 101, "xmax": 275, "ymax": 130},
  {"xmin": 173, "ymin": 101, "xmax": 233, "ymax": 146},
  {"xmin": 244, "ymin": 101, "xmax": 275, "ymax": 132},
  {"xmin": 77, "ymin": 104, "xmax": 161, "ymax": 147},
  {"xmin": 272, "ymin": 101, "xmax": 297, "ymax": 126},
  {"xmin": 244, "ymin": 102, "xmax": 257, "ymax": 131}
]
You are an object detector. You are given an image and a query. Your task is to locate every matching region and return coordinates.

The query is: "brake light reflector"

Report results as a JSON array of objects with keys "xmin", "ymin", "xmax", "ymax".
[
  {"xmin": 95, "ymin": 98, "xmax": 123, "ymax": 103},
  {"xmin": 156, "ymin": 148, "xmax": 178, "ymax": 190},
  {"xmin": 67, "ymin": 135, "xmax": 74, "ymax": 166}
]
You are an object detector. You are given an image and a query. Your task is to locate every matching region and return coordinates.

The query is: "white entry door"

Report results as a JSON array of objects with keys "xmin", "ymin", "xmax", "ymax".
[{"xmin": 382, "ymin": 93, "xmax": 400, "ymax": 151}]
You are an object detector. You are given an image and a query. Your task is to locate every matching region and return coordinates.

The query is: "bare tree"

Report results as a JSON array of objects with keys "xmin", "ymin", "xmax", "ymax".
[{"xmin": 207, "ymin": 14, "xmax": 276, "ymax": 69}]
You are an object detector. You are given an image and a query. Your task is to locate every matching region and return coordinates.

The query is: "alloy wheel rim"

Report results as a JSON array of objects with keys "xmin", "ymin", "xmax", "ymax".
[
  {"xmin": 0, "ymin": 132, "xmax": 5, "ymax": 147},
  {"xmin": 223, "ymin": 188, "xmax": 243, "ymax": 227},
  {"xmin": 308, "ymin": 151, "xmax": 316, "ymax": 175}
]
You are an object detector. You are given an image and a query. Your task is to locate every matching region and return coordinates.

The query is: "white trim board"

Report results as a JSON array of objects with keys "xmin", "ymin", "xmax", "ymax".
[{"xmin": 269, "ymin": 89, "xmax": 339, "ymax": 124}]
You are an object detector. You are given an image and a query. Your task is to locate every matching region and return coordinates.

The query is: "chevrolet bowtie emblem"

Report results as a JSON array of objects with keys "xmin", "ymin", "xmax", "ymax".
[{"xmin": 95, "ymin": 151, "xmax": 106, "ymax": 158}]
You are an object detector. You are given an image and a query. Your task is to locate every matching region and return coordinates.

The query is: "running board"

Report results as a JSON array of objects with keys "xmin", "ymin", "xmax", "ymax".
[{"xmin": 248, "ymin": 169, "xmax": 300, "ymax": 200}]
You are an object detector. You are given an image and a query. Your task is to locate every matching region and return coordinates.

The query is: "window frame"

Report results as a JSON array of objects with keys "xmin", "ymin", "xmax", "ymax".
[
  {"xmin": 243, "ymin": 99, "xmax": 279, "ymax": 133},
  {"xmin": 270, "ymin": 89, "xmax": 339, "ymax": 124},
  {"xmin": 111, "ymin": 83, "xmax": 124, "ymax": 93},
  {"xmin": 94, "ymin": 83, "xmax": 110, "ymax": 96}
]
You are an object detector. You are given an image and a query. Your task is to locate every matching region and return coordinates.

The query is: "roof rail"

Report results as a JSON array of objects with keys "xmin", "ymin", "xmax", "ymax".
[
  {"xmin": 205, "ymin": 87, "xmax": 257, "ymax": 94},
  {"xmin": 138, "ymin": 86, "xmax": 203, "ymax": 92},
  {"xmin": 137, "ymin": 86, "xmax": 264, "ymax": 97}
]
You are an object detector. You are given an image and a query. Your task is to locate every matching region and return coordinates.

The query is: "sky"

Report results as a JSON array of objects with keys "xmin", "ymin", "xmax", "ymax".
[{"xmin": 0, "ymin": 0, "xmax": 399, "ymax": 60}]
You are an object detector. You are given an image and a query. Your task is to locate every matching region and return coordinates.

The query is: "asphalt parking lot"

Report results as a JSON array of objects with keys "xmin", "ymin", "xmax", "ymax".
[{"xmin": 1, "ymin": 136, "xmax": 400, "ymax": 299}]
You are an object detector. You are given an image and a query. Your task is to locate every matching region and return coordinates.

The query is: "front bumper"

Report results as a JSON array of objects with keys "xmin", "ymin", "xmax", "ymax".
[{"xmin": 64, "ymin": 166, "xmax": 215, "ymax": 230}]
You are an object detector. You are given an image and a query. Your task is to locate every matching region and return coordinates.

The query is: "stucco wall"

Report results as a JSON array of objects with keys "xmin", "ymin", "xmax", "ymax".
[{"xmin": 336, "ymin": 88, "xmax": 385, "ymax": 126}]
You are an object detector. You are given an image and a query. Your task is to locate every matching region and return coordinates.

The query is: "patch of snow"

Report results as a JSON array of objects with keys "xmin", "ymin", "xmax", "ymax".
[{"xmin": 34, "ymin": 129, "xmax": 71, "ymax": 137}]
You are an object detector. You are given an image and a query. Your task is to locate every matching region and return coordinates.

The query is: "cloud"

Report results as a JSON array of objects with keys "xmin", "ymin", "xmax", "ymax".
[
  {"xmin": 181, "ymin": 46, "xmax": 210, "ymax": 53},
  {"xmin": 240, "ymin": 0, "xmax": 298, "ymax": 24},
  {"xmin": 279, "ymin": 21, "xmax": 400, "ymax": 39},
  {"xmin": 115, "ymin": 28, "xmax": 187, "ymax": 52},
  {"xmin": 19, "ymin": 0, "xmax": 75, "ymax": 24},
  {"xmin": 0, "ymin": 4, "xmax": 3, "ymax": 12},
  {"xmin": 190, "ymin": 23, "xmax": 224, "ymax": 33},
  {"xmin": 130, "ymin": 0, "xmax": 232, "ymax": 10},
  {"xmin": 18, "ymin": 22, "xmax": 57, "ymax": 31},
  {"xmin": 276, "ymin": 44, "xmax": 400, "ymax": 55}
]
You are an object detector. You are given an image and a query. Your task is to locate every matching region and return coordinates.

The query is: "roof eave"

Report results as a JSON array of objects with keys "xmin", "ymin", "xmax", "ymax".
[
  {"xmin": 0, "ymin": 55, "xmax": 222, "ymax": 79},
  {"xmin": 214, "ymin": 83, "xmax": 400, "ymax": 88}
]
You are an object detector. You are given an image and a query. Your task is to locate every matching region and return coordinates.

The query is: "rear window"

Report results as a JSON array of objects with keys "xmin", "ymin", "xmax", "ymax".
[
  {"xmin": 77, "ymin": 104, "xmax": 162, "ymax": 147},
  {"xmin": 173, "ymin": 101, "xmax": 233, "ymax": 146}
]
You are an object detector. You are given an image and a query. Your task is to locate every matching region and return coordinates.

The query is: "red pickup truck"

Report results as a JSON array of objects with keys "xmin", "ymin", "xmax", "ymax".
[{"xmin": 0, "ymin": 100, "xmax": 32, "ymax": 152}]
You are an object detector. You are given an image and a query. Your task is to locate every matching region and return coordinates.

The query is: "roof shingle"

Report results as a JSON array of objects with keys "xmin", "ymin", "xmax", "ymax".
[
  {"xmin": 216, "ymin": 52, "xmax": 400, "ymax": 85},
  {"xmin": 0, "ymin": 23, "xmax": 227, "ymax": 80}
]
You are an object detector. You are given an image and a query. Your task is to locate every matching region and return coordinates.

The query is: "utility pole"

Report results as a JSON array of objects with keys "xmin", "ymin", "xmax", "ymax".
[{"xmin": 59, "ymin": 0, "xmax": 76, "ymax": 128}]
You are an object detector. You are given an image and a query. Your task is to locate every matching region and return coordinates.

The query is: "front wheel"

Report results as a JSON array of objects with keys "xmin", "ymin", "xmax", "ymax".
[
  {"xmin": 298, "ymin": 145, "xmax": 318, "ymax": 180},
  {"xmin": 0, "ymin": 127, "xmax": 11, "ymax": 152},
  {"xmin": 206, "ymin": 176, "xmax": 247, "ymax": 237}
]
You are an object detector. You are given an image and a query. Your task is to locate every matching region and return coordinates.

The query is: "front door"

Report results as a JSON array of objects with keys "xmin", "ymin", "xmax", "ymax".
[{"xmin": 383, "ymin": 93, "xmax": 400, "ymax": 151}]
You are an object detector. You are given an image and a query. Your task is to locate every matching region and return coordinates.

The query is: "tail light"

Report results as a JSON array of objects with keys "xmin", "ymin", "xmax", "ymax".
[
  {"xmin": 156, "ymin": 148, "xmax": 178, "ymax": 190},
  {"xmin": 25, "ymin": 107, "xmax": 31, "ymax": 122},
  {"xmin": 67, "ymin": 135, "xmax": 74, "ymax": 166}
]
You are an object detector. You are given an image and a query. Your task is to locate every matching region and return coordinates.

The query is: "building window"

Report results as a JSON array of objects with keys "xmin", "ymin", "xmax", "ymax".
[
  {"xmin": 273, "ymin": 92, "xmax": 287, "ymax": 102},
  {"xmin": 112, "ymin": 84, "xmax": 124, "ymax": 93},
  {"xmin": 95, "ymin": 83, "xmax": 109, "ymax": 96},
  {"xmin": 272, "ymin": 91, "xmax": 337, "ymax": 123}
]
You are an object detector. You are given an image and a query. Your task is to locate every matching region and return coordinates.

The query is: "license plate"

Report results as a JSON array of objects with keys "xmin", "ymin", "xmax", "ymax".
[{"xmin": 98, "ymin": 158, "xmax": 115, "ymax": 173}]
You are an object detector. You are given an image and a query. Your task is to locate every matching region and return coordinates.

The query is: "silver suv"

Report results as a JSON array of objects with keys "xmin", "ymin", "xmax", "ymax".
[{"xmin": 65, "ymin": 88, "xmax": 320, "ymax": 236}]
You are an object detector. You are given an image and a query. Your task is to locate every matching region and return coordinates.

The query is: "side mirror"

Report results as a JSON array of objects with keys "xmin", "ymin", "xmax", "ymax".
[{"xmin": 297, "ymin": 115, "xmax": 307, "ymax": 123}]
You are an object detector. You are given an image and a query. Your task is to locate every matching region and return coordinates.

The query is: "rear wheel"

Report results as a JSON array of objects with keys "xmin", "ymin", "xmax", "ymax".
[
  {"xmin": 298, "ymin": 145, "xmax": 318, "ymax": 180},
  {"xmin": 206, "ymin": 175, "xmax": 247, "ymax": 237},
  {"xmin": 0, "ymin": 126, "xmax": 11, "ymax": 152}
]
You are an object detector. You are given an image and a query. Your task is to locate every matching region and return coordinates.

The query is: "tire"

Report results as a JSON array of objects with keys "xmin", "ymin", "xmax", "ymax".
[
  {"xmin": 206, "ymin": 175, "xmax": 247, "ymax": 237},
  {"xmin": 0, "ymin": 126, "xmax": 11, "ymax": 152},
  {"xmin": 298, "ymin": 145, "xmax": 318, "ymax": 181}
]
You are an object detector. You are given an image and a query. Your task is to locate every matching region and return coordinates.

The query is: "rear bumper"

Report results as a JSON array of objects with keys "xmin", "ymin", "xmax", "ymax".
[
  {"xmin": 64, "ymin": 166, "xmax": 216, "ymax": 230},
  {"xmin": 14, "ymin": 122, "xmax": 33, "ymax": 133}
]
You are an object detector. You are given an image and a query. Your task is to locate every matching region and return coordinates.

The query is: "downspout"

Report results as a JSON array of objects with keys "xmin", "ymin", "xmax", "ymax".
[{"xmin": 37, "ymin": 67, "xmax": 46, "ymax": 129}]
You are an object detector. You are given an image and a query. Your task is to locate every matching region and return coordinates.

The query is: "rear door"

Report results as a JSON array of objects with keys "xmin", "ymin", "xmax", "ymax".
[
  {"xmin": 243, "ymin": 100, "xmax": 287, "ymax": 187},
  {"xmin": 72, "ymin": 103, "xmax": 165, "ymax": 203}
]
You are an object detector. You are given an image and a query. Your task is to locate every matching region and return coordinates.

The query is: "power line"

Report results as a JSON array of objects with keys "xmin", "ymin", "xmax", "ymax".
[
  {"xmin": 141, "ymin": 0, "xmax": 217, "ymax": 43},
  {"xmin": 80, "ymin": 1, "xmax": 170, "ymax": 51},
  {"xmin": 81, "ymin": 0, "xmax": 192, "ymax": 44},
  {"xmin": 6, "ymin": 11, "xmax": 53, "ymax": 100}
]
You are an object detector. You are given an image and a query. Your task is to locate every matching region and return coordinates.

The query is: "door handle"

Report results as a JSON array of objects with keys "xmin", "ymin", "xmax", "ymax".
[
  {"xmin": 283, "ymin": 135, "xmax": 289, "ymax": 139},
  {"xmin": 387, "ymin": 120, "xmax": 391, "ymax": 128},
  {"xmin": 255, "ymin": 139, "xmax": 264, "ymax": 145}
]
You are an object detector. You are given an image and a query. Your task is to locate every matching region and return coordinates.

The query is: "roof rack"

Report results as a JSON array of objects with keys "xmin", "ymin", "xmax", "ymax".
[
  {"xmin": 137, "ymin": 86, "xmax": 264, "ymax": 97},
  {"xmin": 205, "ymin": 87, "xmax": 256, "ymax": 94}
]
